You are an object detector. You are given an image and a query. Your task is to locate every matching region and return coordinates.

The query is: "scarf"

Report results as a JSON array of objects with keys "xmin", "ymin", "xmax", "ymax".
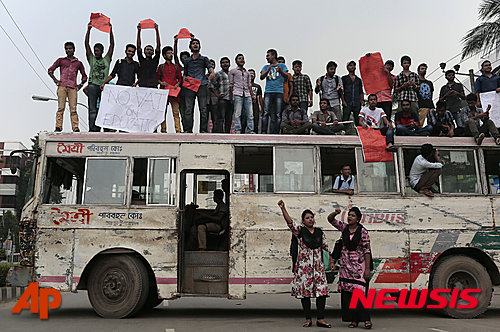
[
  {"xmin": 298, "ymin": 227, "xmax": 323, "ymax": 249},
  {"xmin": 342, "ymin": 224, "xmax": 363, "ymax": 251}
]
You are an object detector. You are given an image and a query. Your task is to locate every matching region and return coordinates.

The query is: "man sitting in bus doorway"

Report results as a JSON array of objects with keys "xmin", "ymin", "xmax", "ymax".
[
  {"xmin": 192, "ymin": 189, "xmax": 228, "ymax": 251},
  {"xmin": 332, "ymin": 164, "xmax": 355, "ymax": 195},
  {"xmin": 409, "ymin": 144, "xmax": 443, "ymax": 197}
]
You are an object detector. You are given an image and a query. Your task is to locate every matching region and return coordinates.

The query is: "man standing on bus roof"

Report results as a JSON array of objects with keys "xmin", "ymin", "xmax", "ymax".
[
  {"xmin": 417, "ymin": 63, "xmax": 435, "ymax": 128},
  {"xmin": 136, "ymin": 22, "xmax": 161, "ymax": 88},
  {"xmin": 101, "ymin": 44, "xmax": 140, "ymax": 88},
  {"xmin": 315, "ymin": 61, "xmax": 345, "ymax": 121},
  {"xmin": 183, "ymin": 38, "xmax": 214, "ymax": 133},
  {"xmin": 260, "ymin": 49, "xmax": 289, "ymax": 134},
  {"xmin": 359, "ymin": 94, "xmax": 395, "ymax": 151},
  {"xmin": 409, "ymin": 144, "xmax": 443, "ymax": 197},
  {"xmin": 341, "ymin": 60, "xmax": 364, "ymax": 125},
  {"xmin": 475, "ymin": 60, "xmax": 500, "ymax": 106},
  {"xmin": 48, "ymin": 41, "xmax": 88, "ymax": 132},
  {"xmin": 210, "ymin": 57, "xmax": 232, "ymax": 133},
  {"xmin": 158, "ymin": 45, "xmax": 183, "ymax": 133},
  {"xmin": 439, "ymin": 70, "xmax": 465, "ymax": 129},
  {"xmin": 332, "ymin": 164, "xmax": 355, "ymax": 195},
  {"xmin": 229, "ymin": 54, "xmax": 255, "ymax": 134},
  {"xmin": 394, "ymin": 55, "xmax": 420, "ymax": 115},
  {"xmin": 84, "ymin": 21, "xmax": 114, "ymax": 132}
]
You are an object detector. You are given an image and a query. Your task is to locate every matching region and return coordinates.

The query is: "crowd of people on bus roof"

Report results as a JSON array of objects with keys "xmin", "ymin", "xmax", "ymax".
[{"xmin": 47, "ymin": 23, "xmax": 500, "ymax": 144}]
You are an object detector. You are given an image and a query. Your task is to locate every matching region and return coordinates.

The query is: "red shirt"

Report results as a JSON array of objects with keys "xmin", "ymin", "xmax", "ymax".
[
  {"xmin": 395, "ymin": 111, "xmax": 420, "ymax": 126},
  {"xmin": 48, "ymin": 57, "xmax": 87, "ymax": 89},
  {"xmin": 157, "ymin": 62, "xmax": 182, "ymax": 103}
]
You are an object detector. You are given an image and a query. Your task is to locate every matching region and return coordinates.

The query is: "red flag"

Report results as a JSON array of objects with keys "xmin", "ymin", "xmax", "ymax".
[
  {"xmin": 90, "ymin": 13, "xmax": 111, "ymax": 33},
  {"xmin": 177, "ymin": 28, "xmax": 192, "ymax": 39},
  {"xmin": 166, "ymin": 85, "xmax": 181, "ymax": 97},
  {"xmin": 182, "ymin": 76, "xmax": 201, "ymax": 92},
  {"xmin": 359, "ymin": 52, "xmax": 390, "ymax": 95},
  {"xmin": 356, "ymin": 127, "xmax": 393, "ymax": 162},
  {"xmin": 140, "ymin": 19, "xmax": 156, "ymax": 29}
]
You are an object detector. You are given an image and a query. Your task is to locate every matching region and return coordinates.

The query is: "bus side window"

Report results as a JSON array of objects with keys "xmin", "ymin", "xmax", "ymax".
[
  {"xmin": 147, "ymin": 158, "xmax": 176, "ymax": 205},
  {"xmin": 43, "ymin": 158, "xmax": 85, "ymax": 204},
  {"xmin": 484, "ymin": 150, "xmax": 500, "ymax": 194},
  {"xmin": 132, "ymin": 158, "xmax": 147, "ymax": 205},
  {"xmin": 83, "ymin": 159, "xmax": 127, "ymax": 205},
  {"xmin": 439, "ymin": 150, "xmax": 479, "ymax": 193},
  {"xmin": 320, "ymin": 147, "xmax": 356, "ymax": 193},
  {"xmin": 355, "ymin": 148, "xmax": 398, "ymax": 193},
  {"xmin": 275, "ymin": 147, "xmax": 315, "ymax": 193},
  {"xmin": 234, "ymin": 146, "xmax": 273, "ymax": 193}
]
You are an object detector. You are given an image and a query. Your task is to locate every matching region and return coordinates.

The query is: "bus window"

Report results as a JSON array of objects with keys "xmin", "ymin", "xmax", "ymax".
[
  {"xmin": 484, "ymin": 150, "xmax": 500, "ymax": 194},
  {"xmin": 148, "ymin": 158, "xmax": 176, "ymax": 205},
  {"xmin": 440, "ymin": 150, "xmax": 479, "ymax": 193},
  {"xmin": 356, "ymin": 148, "xmax": 398, "ymax": 193},
  {"xmin": 83, "ymin": 159, "xmax": 127, "ymax": 205},
  {"xmin": 234, "ymin": 146, "xmax": 273, "ymax": 193},
  {"xmin": 43, "ymin": 158, "xmax": 85, "ymax": 204},
  {"xmin": 275, "ymin": 147, "xmax": 315, "ymax": 193},
  {"xmin": 132, "ymin": 158, "xmax": 147, "ymax": 205},
  {"xmin": 320, "ymin": 147, "xmax": 356, "ymax": 193}
]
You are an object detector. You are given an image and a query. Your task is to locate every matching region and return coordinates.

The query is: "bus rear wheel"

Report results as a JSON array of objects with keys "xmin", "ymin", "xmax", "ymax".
[
  {"xmin": 431, "ymin": 255, "xmax": 492, "ymax": 319},
  {"xmin": 87, "ymin": 254, "xmax": 149, "ymax": 318}
]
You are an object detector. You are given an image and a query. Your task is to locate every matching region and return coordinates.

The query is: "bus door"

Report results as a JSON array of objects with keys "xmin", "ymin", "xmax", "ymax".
[{"xmin": 179, "ymin": 170, "xmax": 230, "ymax": 296}]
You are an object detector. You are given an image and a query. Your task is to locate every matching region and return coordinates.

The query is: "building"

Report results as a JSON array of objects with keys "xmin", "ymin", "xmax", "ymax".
[{"xmin": 0, "ymin": 141, "xmax": 28, "ymax": 218}]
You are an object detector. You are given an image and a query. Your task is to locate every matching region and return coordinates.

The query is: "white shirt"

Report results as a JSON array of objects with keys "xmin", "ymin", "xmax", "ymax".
[
  {"xmin": 333, "ymin": 175, "xmax": 355, "ymax": 191},
  {"xmin": 409, "ymin": 155, "xmax": 443, "ymax": 188},
  {"xmin": 360, "ymin": 107, "xmax": 386, "ymax": 128}
]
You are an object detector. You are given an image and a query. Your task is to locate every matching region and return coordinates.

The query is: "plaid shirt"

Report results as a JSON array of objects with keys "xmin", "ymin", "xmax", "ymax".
[
  {"xmin": 209, "ymin": 70, "xmax": 231, "ymax": 100},
  {"xmin": 292, "ymin": 73, "xmax": 312, "ymax": 102},
  {"xmin": 461, "ymin": 106, "xmax": 485, "ymax": 127},
  {"xmin": 427, "ymin": 109, "xmax": 455, "ymax": 128},
  {"xmin": 394, "ymin": 71, "xmax": 420, "ymax": 101}
]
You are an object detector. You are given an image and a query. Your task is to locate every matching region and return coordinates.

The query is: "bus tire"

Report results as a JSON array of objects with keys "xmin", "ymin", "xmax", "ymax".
[
  {"xmin": 87, "ymin": 254, "xmax": 149, "ymax": 318},
  {"xmin": 143, "ymin": 285, "xmax": 163, "ymax": 309},
  {"xmin": 431, "ymin": 255, "xmax": 492, "ymax": 319}
]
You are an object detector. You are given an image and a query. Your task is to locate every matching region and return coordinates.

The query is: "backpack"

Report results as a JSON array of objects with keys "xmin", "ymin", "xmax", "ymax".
[
  {"xmin": 334, "ymin": 175, "xmax": 353, "ymax": 190},
  {"xmin": 319, "ymin": 74, "xmax": 342, "ymax": 100}
]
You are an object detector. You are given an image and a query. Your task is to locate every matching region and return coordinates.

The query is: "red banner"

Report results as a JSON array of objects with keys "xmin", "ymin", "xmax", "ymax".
[
  {"xmin": 177, "ymin": 28, "xmax": 192, "ymax": 39},
  {"xmin": 356, "ymin": 127, "xmax": 393, "ymax": 162},
  {"xmin": 359, "ymin": 52, "xmax": 390, "ymax": 95},
  {"xmin": 166, "ymin": 85, "xmax": 181, "ymax": 97},
  {"xmin": 139, "ymin": 19, "xmax": 156, "ymax": 29},
  {"xmin": 90, "ymin": 13, "xmax": 110, "ymax": 33},
  {"xmin": 182, "ymin": 76, "xmax": 201, "ymax": 92}
]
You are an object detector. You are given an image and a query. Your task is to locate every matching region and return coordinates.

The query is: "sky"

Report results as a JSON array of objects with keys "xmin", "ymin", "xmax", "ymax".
[{"xmin": 0, "ymin": 0, "xmax": 489, "ymax": 146}]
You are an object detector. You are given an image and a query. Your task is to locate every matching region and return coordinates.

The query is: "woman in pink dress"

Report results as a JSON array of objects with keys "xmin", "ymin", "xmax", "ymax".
[
  {"xmin": 328, "ymin": 207, "xmax": 373, "ymax": 329},
  {"xmin": 278, "ymin": 200, "xmax": 331, "ymax": 328}
]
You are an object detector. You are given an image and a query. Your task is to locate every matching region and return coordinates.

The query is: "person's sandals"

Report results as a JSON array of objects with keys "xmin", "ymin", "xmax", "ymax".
[
  {"xmin": 316, "ymin": 321, "xmax": 332, "ymax": 328},
  {"xmin": 419, "ymin": 189, "xmax": 434, "ymax": 197},
  {"xmin": 475, "ymin": 133, "xmax": 485, "ymax": 145},
  {"xmin": 386, "ymin": 145, "xmax": 397, "ymax": 152},
  {"xmin": 364, "ymin": 321, "xmax": 373, "ymax": 329},
  {"xmin": 348, "ymin": 322, "xmax": 358, "ymax": 328},
  {"xmin": 303, "ymin": 320, "xmax": 312, "ymax": 327},
  {"xmin": 496, "ymin": 137, "xmax": 500, "ymax": 145}
]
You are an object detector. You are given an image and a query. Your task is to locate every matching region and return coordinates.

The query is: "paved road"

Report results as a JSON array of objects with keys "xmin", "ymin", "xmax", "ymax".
[{"xmin": 1, "ymin": 291, "xmax": 499, "ymax": 331}]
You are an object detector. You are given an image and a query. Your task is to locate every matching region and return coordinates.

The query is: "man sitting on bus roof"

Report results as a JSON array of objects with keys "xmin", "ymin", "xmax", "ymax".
[
  {"xmin": 280, "ymin": 95, "xmax": 312, "ymax": 134},
  {"xmin": 395, "ymin": 99, "xmax": 432, "ymax": 136},
  {"xmin": 427, "ymin": 101, "xmax": 455, "ymax": 137},
  {"xmin": 409, "ymin": 144, "xmax": 443, "ymax": 197},
  {"xmin": 193, "ymin": 189, "xmax": 228, "ymax": 251},
  {"xmin": 332, "ymin": 164, "xmax": 354, "ymax": 195},
  {"xmin": 461, "ymin": 93, "xmax": 500, "ymax": 145}
]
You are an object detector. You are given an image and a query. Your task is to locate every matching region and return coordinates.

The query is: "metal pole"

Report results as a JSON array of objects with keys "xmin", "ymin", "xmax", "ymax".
[{"xmin": 469, "ymin": 69, "xmax": 476, "ymax": 94}]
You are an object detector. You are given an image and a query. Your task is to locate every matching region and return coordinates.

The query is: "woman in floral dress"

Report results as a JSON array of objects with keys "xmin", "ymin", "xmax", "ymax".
[
  {"xmin": 278, "ymin": 200, "xmax": 331, "ymax": 328},
  {"xmin": 328, "ymin": 207, "xmax": 372, "ymax": 329}
]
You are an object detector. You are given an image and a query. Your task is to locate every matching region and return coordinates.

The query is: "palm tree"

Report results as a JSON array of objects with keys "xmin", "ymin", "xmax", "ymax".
[{"xmin": 461, "ymin": 0, "xmax": 500, "ymax": 59}]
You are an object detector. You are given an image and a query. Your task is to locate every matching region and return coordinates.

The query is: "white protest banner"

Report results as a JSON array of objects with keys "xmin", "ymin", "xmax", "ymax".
[
  {"xmin": 479, "ymin": 91, "xmax": 500, "ymax": 127},
  {"xmin": 96, "ymin": 85, "xmax": 169, "ymax": 132}
]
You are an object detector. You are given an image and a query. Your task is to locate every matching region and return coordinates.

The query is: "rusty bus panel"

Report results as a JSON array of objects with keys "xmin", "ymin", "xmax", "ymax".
[
  {"xmin": 179, "ymin": 143, "xmax": 233, "ymax": 170},
  {"xmin": 228, "ymin": 229, "xmax": 246, "ymax": 299}
]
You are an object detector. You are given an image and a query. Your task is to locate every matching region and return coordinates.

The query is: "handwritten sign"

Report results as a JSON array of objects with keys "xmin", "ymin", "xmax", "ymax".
[
  {"xmin": 479, "ymin": 91, "xmax": 500, "ymax": 127},
  {"xmin": 96, "ymin": 85, "xmax": 169, "ymax": 132}
]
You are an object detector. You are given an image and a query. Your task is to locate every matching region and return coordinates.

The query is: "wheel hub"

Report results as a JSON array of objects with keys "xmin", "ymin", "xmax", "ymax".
[
  {"xmin": 447, "ymin": 270, "xmax": 478, "ymax": 290},
  {"xmin": 102, "ymin": 270, "xmax": 127, "ymax": 300}
]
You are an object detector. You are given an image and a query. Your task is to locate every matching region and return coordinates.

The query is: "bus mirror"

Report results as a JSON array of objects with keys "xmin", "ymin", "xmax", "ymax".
[{"xmin": 10, "ymin": 166, "xmax": 18, "ymax": 175}]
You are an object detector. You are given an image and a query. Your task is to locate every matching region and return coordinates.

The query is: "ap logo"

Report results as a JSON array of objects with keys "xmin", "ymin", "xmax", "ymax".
[{"xmin": 11, "ymin": 282, "xmax": 62, "ymax": 319}]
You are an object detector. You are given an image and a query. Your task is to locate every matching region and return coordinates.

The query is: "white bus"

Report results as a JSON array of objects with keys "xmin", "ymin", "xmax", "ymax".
[{"xmin": 12, "ymin": 131, "xmax": 500, "ymax": 319}]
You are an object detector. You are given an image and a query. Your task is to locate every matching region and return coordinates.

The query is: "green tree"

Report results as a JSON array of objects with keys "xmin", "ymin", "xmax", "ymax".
[{"xmin": 462, "ymin": 0, "xmax": 500, "ymax": 59}]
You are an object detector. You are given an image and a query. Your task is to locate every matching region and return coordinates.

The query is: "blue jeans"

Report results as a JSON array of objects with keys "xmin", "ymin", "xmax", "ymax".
[
  {"xmin": 376, "ymin": 126, "xmax": 394, "ymax": 145},
  {"xmin": 217, "ymin": 99, "xmax": 233, "ymax": 133},
  {"xmin": 184, "ymin": 85, "xmax": 209, "ymax": 133},
  {"xmin": 452, "ymin": 111, "xmax": 464, "ymax": 128},
  {"xmin": 262, "ymin": 93, "xmax": 283, "ymax": 134},
  {"xmin": 87, "ymin": 83, "xmax": 101, "ymax": 132},
  {"xmin": 312, "ymin": 123, "xmax": 345, "ymax": 135},
  {"xmin": 234, "ymin": 95, "xmax": 254, "ymax": 133},
  {"xmin": 396, "ymin": 124, "xmax": 433, "ymax": 136},
  {"xmin": 299, "ymin": 101, "xmax": 309, "ymax": 114}
]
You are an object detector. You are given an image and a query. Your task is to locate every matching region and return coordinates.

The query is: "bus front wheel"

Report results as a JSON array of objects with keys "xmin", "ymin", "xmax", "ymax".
[
  {"xmin": 431, "ymin": 255, "xmax": 492, "ymax": 318},
  {"xmin": 87, "ymin": 254, "xmax": 149, "ymax": 318}
]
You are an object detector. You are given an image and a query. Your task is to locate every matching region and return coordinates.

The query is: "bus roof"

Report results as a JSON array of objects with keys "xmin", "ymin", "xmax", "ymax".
[{"xmin": 41, "ymin": 131, "xmax": 498, "ymax": 149}]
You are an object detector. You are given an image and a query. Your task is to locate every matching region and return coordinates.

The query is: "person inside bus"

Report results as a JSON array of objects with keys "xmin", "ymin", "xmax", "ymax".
[
  {"xmin": 409, "ymin": 143, "xmax": 443, "ymax": 197},
  {"xmin": 277, "ymin": 200, "xmax": 331, "ymax": 328},
  {"xmin": 192, "ymin": 189, "xmax": 228, "ymax": 251},
  {"xmin": 461, "ymin": 94, "xmax": 500, "ymax": 145},
  {"xmin": 332, "ymin": 164, "xmax": 355, "ymax": 195},
  {"xmin": 328, "ymin": 207, "xmax": 372, "ymax": 330}
]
